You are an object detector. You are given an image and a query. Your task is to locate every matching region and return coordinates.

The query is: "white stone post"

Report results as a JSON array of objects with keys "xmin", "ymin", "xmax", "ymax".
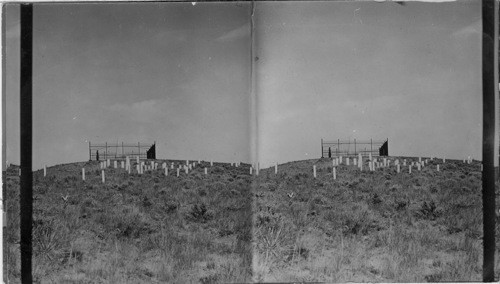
[
  {"xmin": 313, "ymin": 165, "xmax": 317, "ymax": 178},
  {"xmin": 409, "ymin": 165, "xmax": 412, "ymax": 174},
  {"xmin": 114, "ymin": 161, "xmax": 117, "ymax": 168},
  {"xmin": 121, "ymin": 161, "xmax": 124, "ymax": 169},
  {"xmin": 437, "ymin": 165, "xmax": 440, "ymax": 172},
  {"xmin": 397, "ymin": 164, "xmax": 400, "ymax": 173},
  {"xmin": 333, "ymin": 167, "xmax": 336, "ymax": 180},
  {"xmin": 102, "ymin": 170, "xmax": 105, "ymax": 183},
  {"xmin": 44, "ymin": 165, "xmax": 46, "ymax": 177},
  {"xmin": 250, "ymin": 167, "xmax": 253, "ymax": 175},
  {"xmin": 177, "ymin": 168, "xmax": 180, "ymax": 177},
  {"xmin": 346, "ymin": 158, "xmax": 350, "ymax": 166},
  {"xmin": 204, "ymin": 167, "xmax": 208, "ymax": 175},
  {"xmin": 210, "ymin": 160, "xmax": 213, "ymax": 167},
  {"xmin": 417, "ymin": 163, "xmax": 421, "ymax": 171},
  {"xmin": 82, "ymin": 168, "xmax": 85, "ymax": 181},
  {"xmin": 165, "ymin": 167, "xmax": 168, "ymax": 176},
  {"xmin": 275, "ymin": 163, "xmax": 278, "ymax": 174}
]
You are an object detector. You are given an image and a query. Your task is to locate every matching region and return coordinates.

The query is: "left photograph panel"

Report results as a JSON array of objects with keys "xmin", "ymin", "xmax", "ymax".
[{"xmin": 4, "ymin": 2, "xmax": 253, "ymax": 282}]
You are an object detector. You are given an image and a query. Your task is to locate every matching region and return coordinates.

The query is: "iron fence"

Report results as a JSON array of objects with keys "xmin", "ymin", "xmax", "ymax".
[
  {"xmin": 321, "ymin": 138, "xmax": 388, "ymax": 158},
  {"xmin": 88, "ymin": 142, "xmax": 156, "ymax": 161}
]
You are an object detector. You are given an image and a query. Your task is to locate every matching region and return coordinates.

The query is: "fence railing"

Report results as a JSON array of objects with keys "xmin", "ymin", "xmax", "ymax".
[
  {"xmin": 88, "ymin": 142, "xmax": 156, "ymax": 161},
  {"xmin": 321, "ymin": 138, "xmax": 388, "ymax": 158}
]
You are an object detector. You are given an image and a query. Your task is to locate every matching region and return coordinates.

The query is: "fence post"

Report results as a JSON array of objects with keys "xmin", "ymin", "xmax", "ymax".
[{"xmin": 321, "ymin": 138, "xmax": 324, "ymax": 158}]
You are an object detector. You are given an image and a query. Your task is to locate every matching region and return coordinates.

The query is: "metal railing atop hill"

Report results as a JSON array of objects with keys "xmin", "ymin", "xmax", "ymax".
[
  {"xmin": 321, "ymin": 138, "xmax": 388, "ymax": 158},
  {"xmin": 88, "ymin": 142, "xmax": 156, "ymax": 161}
]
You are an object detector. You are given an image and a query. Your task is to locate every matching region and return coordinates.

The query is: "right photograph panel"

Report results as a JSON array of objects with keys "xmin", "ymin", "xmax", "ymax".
[{"xmin": 252, "ymin": 1, "xmax": 488, "ymax": 282}]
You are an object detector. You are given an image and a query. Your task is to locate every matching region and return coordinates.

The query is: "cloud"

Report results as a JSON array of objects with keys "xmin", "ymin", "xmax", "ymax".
[
  {"xmin": 452, "ymin": 19, "xmax": 480, "ymax": 39},
  {"xmin": 216, "ymin": 24, "xmax": 250, "ymax": 42},
  {"xmin": 108, "ymin": 99, "xmax": 173, "ymax": 123}
]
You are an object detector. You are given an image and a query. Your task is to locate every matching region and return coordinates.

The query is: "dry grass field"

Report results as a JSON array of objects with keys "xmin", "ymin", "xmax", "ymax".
[
  {"xmin": 253, "ymin": 157, "xmax": 500, "ymax": 282},
  {"xmin": 3, "ymin": 157, "xmax": 500, "ymax": 283},
  {"xmin": 4, "ymin": 160, "xmax": 252, "ymax": 283}
]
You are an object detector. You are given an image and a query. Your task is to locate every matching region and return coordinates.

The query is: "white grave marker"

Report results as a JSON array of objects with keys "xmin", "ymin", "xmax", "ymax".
[
  {"xmin": 205, "ymin": 167, "xmax": 208, "ymax": 175},
  {"xmin": 333, "ymin": 167, "xmax": 336, "ymax": 180},
  {"xmin": 82, "ymin": 168, "xmax": 85, "ymax": 181},
  {"xmin": 102, "ymin": 170, "xmax": 105, "ymax": 183},
  {"xmin": 275, "ymin": 163, "xmax": 278, "ymax": 174},
  {"xmin": 44, "ymin": 165, "xmax": 47, "ymax": 177},
  {"xmin": 313, "ymin": 165, "xmax": 317, "ymax": 178}
]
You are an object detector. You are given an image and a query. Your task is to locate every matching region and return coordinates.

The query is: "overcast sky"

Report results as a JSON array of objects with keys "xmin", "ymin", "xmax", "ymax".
[
  {"xmin": 4, "ymin": 1, "xmax": 484, "ymax": 169},
  {"xmin": 255, "ymin": 0, "xmax": 482, "ymax": 167},
  {"xmin": 5, "ymin": 2, "xmax": 252, "ymax": 169}
]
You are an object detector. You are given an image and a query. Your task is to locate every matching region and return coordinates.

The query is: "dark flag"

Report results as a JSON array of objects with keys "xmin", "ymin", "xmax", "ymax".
[{"xmin": 147, "ymin": 143, "xmax": 156, "ymax": 159}]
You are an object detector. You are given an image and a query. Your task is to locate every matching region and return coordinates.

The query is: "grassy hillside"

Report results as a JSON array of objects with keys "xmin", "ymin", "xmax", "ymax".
[
  {"xmin": 4, "ymin": 160, "xmax": 252, "ymax": 283},
  {"xmin": 4, "ymin": 157, "xmax": 500, "ymax": 283},
  {"xmin": 253, "ymin": 157, "xmax": 500, "ymax": 282}
]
